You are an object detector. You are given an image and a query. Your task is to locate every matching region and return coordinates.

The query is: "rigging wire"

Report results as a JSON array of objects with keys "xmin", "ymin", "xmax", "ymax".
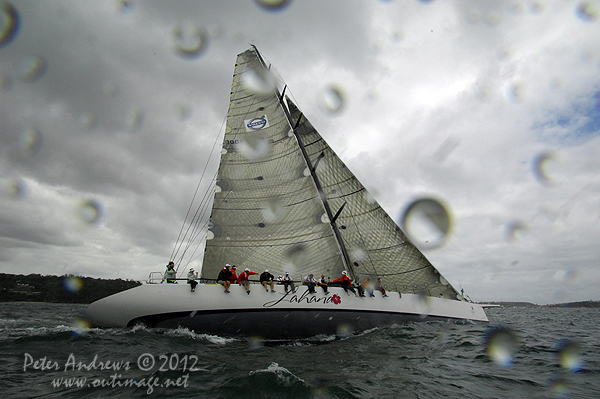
[{"xmin": 170, "ymin": 116, "xmax": 227, "ymax": 272}]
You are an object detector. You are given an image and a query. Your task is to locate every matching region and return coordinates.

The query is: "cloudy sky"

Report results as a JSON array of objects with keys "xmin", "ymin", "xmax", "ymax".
[{"xmin": 1, "ymin": 0, "xmax": 599, "ymax": 304}]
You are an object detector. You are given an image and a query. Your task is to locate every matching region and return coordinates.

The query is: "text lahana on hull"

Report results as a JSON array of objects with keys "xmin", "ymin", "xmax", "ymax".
[{"xmin": 83, "ymin": 47, "xmax": 488, "ymax": 338}]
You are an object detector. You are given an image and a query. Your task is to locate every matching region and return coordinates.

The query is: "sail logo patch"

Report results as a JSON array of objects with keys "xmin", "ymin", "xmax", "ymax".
[{"xmin": 245, "ymin": 115, "xmax": 269, "ymax": 132}]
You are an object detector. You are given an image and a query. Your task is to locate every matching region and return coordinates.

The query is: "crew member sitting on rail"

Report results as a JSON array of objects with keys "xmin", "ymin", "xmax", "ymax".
[
  {"xmin": 187, "ymin": 268, "xmax": 198, "ymax": 292},
  {"xmin": 282, "ymin": 272, "xmax": 295, "ymax": 293},
  {"xmin": 303, "ymin": 274, "xmax": 317, "ymax": 294},
  {"xmin": 354, "ymin": 277, "xmax": 366, "ymax": 297},
  {"xmin": 260, "ymin": 269, "xmax": 275, "ymax": 293},
  {"xmin": 317, "ymin": 274, "xmax": 329, "ymax": 294},
  {"xmin": 376, "ymin": 278, "xmax": 388, "ymax": 297},
  {"xmin": 332, "ymin": 271, "xmax": 356, "ymax": 296},
  {"xmin": 229, "ymin": 265, "xmax": 239, "ymax": 285},
  {"xmin": 238, "ymin": 268, "xmax": 257, "ymax": 295},
  {"xmin": 217, "ymin": 264, "xmax": 232, "ymax": 293}
]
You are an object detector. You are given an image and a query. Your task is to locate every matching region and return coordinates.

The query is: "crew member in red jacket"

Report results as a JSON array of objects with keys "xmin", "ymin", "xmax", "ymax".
[
  {"xmin": 238, "ymin": 268, "xmax": 257, "ymax": 295},
  {"xmin": 332, "ymin": 271, "xmax": 357, "ymax": 296}
]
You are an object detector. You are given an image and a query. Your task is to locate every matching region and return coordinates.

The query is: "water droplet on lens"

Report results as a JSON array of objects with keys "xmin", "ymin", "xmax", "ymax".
[
  {"xmin": 400, "ymin": 197, "xmax": 452, "ymax": 250},
  {"xmin": 261, "ymin": 198, "xmax": 286, "ymax": 222},
  {"xmin": 576, "ymin": 1, "xmax": 599, "ymax": 22},
  {"xmin": 247, "ymin": 336, "xmax": 264, "ymax": 350},
  {"xmin": 126, "ymin": 107, "xmax": 144, "ymax": 131},
  {"xmin": 174, "ymin": 103, "xmax": 192, "ymax": 121},
  {"xmin": 0, "ymin": 2, "xmax": 19, "ymax": 48},
  {"xmin": 115, "ymin": 0, "xmax": 135, "ymax": 14},
  {"xmin": 19, "ymin": 127, "xmax": 43, "ymax": 156},
  {"xmin": 103, "ymin": 81, "xmax": 119, "ymax": 97},
  {"xmin": 350, "ymin": 243, "xmax": 368, "ymax": 262},
  {"xmin": 415, "ymin": 294, "xmax": 432, "ymax": 317},
  {"xmin": 238, "ymin": 134, "xmax": 269, "ymax": 159},
  {"xmin": 80, "ymin": 112, "xmax": 98, "ymax": 129},
  {"xmin": 483, "ymin": 326, "xmax": 519, "ymax": 368},
  {"xmin": 504, "ymin": 220, "xmax": 529, "ymax": 242},
  {"xmin": 318, "ymin": 84, "xmax": 345, "ymax": 115},
  {"xmin": 172, "ymin": 23, "xmax": 209, "ymax": 59},
  {"xmin": 555, "ymin": 338, "xmax": 584, "ymax": 372},
  {"xmin": 547, "ymin": 374, "xmax": 569, "ymax": 398},
  {"xmin": 284, "ymin": 244, "xmax": 307, "ymax": 271},
  {"xmin": 254, "ymin": 0, "xmax": 293, "ymax": 12},
  {"xmin": 241, "ymin": 67, "xmax": 276, "ymax": 95},
  {"xmin": 70, "ymin": 318, "xmax": 90, "ymax": 336},
  {"xmin": 63, "ymin": 275, "xmax": 83, "ymax": 293},
  {"xmin": 19, "ymin": 55, "xmax": 48, "ymax": 82},
  {"xmin": 505, "ymin": 81, "xmax": 526, "ymax": 103},
  {"xmin": 78, "ymin": 199, "xmax": 105, "ymax": 225},
  {"xmin": 6, "ymin": 177, "xmax": 28, "ymax": 199},
  {"xmin": 336, "ymin": 323, "xmax": 353, "ymax": 338},
  {"xmin": 532, "ymin": 150, "xmax": 558, "ymax": 186}
]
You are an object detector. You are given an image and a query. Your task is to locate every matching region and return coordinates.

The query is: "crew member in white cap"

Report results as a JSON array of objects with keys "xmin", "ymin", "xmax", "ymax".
[
  {"xmin": 187, "ymin": 268, "xmax": 198, "ymax": 292},
  {"xmin": 259, "ymin": 269, "xmax": 275, "ymax": 292},
  {"xmin": 238, "ymin": 267, "xmax": 257, "ymax": 295}
]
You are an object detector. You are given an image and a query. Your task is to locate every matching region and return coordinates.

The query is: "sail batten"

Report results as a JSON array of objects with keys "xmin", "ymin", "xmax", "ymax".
[{"xmin": 201, "ymin": 48, "xmax": 461, "ymax": 300}]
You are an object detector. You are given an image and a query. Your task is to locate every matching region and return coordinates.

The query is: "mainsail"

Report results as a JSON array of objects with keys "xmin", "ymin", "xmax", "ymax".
[{"xmin": 202, "ymin": 47, "xmax": 460, "ymax": 300}]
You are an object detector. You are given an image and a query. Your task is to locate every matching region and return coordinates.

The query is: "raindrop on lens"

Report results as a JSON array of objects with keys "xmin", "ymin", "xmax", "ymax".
[
  {"xmin": 126, "ymin": 107, "xmax": 144, "ymax": 131},
  {"xmin": 63, "ymin": 275, "xmax": 83, "ymax": 293},
  {"xmin": 247, "ymin": 336, "xmax": 264, "ymax": 351},
  {"xmin": 336, "ymin": 323, "xmax": 353, "ymax": 338},
  {"xmin": 80, "ymin": 112, "xmax": 98, "ymax": 129},
  {"xmin": 532, "ymin": 150, "xmax": 558, "ymax": 186},
  {"xmin": 284, "ymin": 244, "xmax": 307, "ymax": 271},
  {"xmin": 483, "ymin": 326, "xmax": 519, "ymax": 368},
  {"xmin": 242, "ymin": 67, "xmax": 276, "ymax": 95},
  {"xmin": 415, "ymin": 294, "xmax": 432, "ymax": 317},
  {"xmin": 78, "ymin": 199, "xmax": 105, "ymax": 225},
  {"xmin": 174, "ymin": 103, "xmax": 192, "ymax": 121},
  {"xmin": 505, "ymin": 81, "xmax": 526, "ymax": 103},
  {"xmin": 7, "ymin": 177, "xmax": 28, "ymax": 198},
  {"xmin": 350, "ymin": 243, "xmax": 368, "ymax": 262},
  {"xmin": 0, "ymin": 1, "xmax": 19, "ymax": 48},
  {"xmin": 238, "ymin": 134, "xmax": 269, "ymax": 159},
  {"xmin": 504, "ymin": 220, "xmax": 529, "ymax": 242},
  {"xmin": 70, "ymin": 318, "xmax": 90, "ymax": 336},
  {"xmin": 555, "ymin": 338, "xmax": 584, "ymax": 372},
  {"xmin": 318, "ymin": 85, "xmax": 345, "ymax": 115},
  {"xmin": 19, "ymin": 55, "xmax": 48, "ymax": 82},
  {"xmin": 115, "ymin": 0, "xmax": 135, "ymax": 14},
  {"xmin": 254, "ymin": 0, "xmax": 293, "ymax": 12},
  {"xmin": 576, "ymin": 1, "xmax": 599, "ymax": 21},
  {"xmin": 172, "ymin": 23, "xmax": 209, "ymax": 59},
  {"xmin": 19, "ymin": 127, "xmax": 43, "ymax": 156},
  {"xmin": 547, "ymin": 374, "xmax": 569, "ymax": 398},
  {"xmin": 261, "ymin": 198, "xmax": 286, "ymax": 222},
  {"xmin": 400, "ymin": 197, "xmax": 451, "ymax": 250}
]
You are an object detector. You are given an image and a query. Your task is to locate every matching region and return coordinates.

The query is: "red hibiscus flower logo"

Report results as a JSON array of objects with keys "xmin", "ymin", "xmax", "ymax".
[{"xmin": 332, "ymin": 294, "xmax": 341, "ymax": 305}]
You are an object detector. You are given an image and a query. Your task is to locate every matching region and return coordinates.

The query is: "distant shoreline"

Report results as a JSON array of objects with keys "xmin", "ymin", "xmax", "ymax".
[
  {"xmin": 0, "ymin": 273, "xmax": 141, "ymax": 304},
  {"xmin": 479, "ymin": 300, "xmax": 600, "ymax": 308}
]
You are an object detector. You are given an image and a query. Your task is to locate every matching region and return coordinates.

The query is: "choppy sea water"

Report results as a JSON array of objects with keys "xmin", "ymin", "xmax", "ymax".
[{"xmin": 0, "ymin": 303, "xmax": 598, "ymax": 398}]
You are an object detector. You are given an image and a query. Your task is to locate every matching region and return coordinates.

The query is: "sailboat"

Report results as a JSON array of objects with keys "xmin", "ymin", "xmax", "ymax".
[{"xmin": 84, "ymin": 47, "xmax": 488, "ymax": 339}]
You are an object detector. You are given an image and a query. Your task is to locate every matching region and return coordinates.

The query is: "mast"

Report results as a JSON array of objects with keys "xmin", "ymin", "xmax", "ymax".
[{"xmin": 251, "ymin": 46, "xmax": 356, "ymax": 279}]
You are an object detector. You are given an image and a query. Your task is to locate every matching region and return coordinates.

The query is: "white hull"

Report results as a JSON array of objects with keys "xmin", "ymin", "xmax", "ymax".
[{"xmin": 85, "ymin": 283, "xmax": 488, "ymax": 339}]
